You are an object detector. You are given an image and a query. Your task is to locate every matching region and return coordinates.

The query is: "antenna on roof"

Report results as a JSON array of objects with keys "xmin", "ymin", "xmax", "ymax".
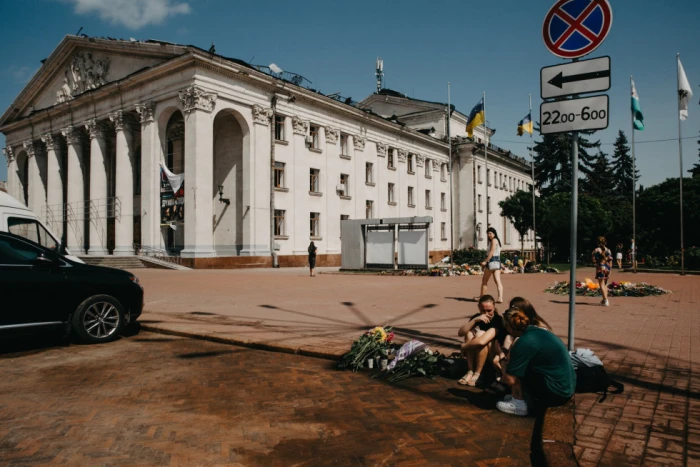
[
  {"xmin": 375, "ymin": 57, "xmax": 384, "ymax": 93},
  {"xmin": 76, "ymin": 26, "xmax": 83, "ymax": 36}
]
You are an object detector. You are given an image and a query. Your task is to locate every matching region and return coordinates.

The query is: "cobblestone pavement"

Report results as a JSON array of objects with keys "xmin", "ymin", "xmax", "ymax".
[
  {"xmin": 131, "ymin": 267, "xmax": 700, "ymax": 466},
  {"xmin": 0, "ymin": 332, "xmax": 533, "ymax": 466}
]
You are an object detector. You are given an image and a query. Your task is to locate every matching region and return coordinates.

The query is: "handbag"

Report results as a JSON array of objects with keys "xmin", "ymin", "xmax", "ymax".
[{"xmin": 488, "ymin": 261, "xmax": 501, "ymax": 271}]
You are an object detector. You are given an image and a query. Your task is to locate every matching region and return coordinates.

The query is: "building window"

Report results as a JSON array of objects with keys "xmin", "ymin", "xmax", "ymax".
[
  {"xmin": 425, "ymin": 190, "xmax": 431, "ymax": 209},
  {"xmin": 478, "ymin": 194, "xmax": 482, "ymax": 212},
  {"xmin": 478, "ymin": 165, "xmax": 482, "ymax": 183},
  {"xmin": 441, "ymin": 192, "xmax": 446, "ymax": 210},
  {"xmin": 275, "ymin": 115, "xmax": 285, "ymax": 141},
  {"xmin": 407, "ymin": 154, "xmax": 414, "ymax": 173},
  {"xmin": 274, "ymin": 209, "xmax": 286, "ymax": 236},
  {"xmin": 365, "ymin": 162, "xmax": 373, "ymax": 184},
  {"xmin": 388, "ymin": 183, "xmax": 395, "ymax": 203},
  {"xmin": 340, "ymin": 134, "xmax": 349, "ymax": 156},
  {"xmin": 310, "ymin": 212, "xmax": 320, "ymax": 237},
  {"xmin": 309, "ymin": 125, "xmax": 319, "ymax": 149},
  {"xmin": 366, "ymin": 200, "xmax": 373, "ymax": 219},
  {"xmin": 441, "ymin": 163, "xmax": 447, "ymax": 181},
  {"xmin": 425, "ymin": 159, "xmax": 431, "ymax": 178},
  {"xmin": 340, "ymin": 173, "xmax": 349, "ymax": 196},
  {"xmin": 388, "ymin": 148, "xmax": 395, "ymax": 168},
  {"xmin": 487, "ymin": 169, "xmax": 492, "ymax": 186},
  {"xmin": 441, "ymin": 222, "xmax": 446, "ymax": 240},
  {"xmin": 309, "ymin": 168, "xmax": 320, "ymax": 193},
  {"xmin": 488, "ymin": 196, "xmax": 492, "ymax": 214},
  {"xmin": 408, "ymin": 186, "xmax": 414, "ymax": 206},
  {"xmin": 274, "ymin": 161, "xmax": 285, "ymax": 188}
]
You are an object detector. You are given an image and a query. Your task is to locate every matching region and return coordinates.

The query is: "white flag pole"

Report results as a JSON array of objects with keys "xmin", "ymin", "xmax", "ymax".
[
  {"xmin": 630, "ymin": 76, "xmax": 637, "ymax": 274},
  {"xmin": 677, "ymin": 54, "xmax": 685, "ymax": 275}
]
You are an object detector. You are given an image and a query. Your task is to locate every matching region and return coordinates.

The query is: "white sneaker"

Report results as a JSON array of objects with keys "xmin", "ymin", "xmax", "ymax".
[
  {"xmin": 602, "ymin": 299, "xmax": 609, "ymax": 306},
  {"xmin": 496, "ymin": 398, "xmax": 528, "ymax": 416}
]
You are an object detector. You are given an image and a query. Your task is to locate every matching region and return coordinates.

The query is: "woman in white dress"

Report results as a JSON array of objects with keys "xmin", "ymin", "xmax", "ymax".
[{"xmin": 474, "ymin": 227, "xmax": 504, "ymax": 303}]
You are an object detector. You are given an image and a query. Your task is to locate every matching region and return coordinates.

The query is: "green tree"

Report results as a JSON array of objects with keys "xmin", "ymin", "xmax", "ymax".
[
  {"xmin": 689, "ymin": 127, "xmax": 700, "ymax": 178},
  {"xmin": 583, "ymin": 150, "xmax": 615, "ymax": 196},
  {"xmin": 498, "ymin": 190, "xmax": 534, "ymax": 257},
  {"xmin": 611, "ymin": 130, "xmax": 639, "ymax": 197},
  {"xmin": 536, "ymin": 192, "xmax": 613, "ymax": 262},
  {"xmin": 532, "ymin": 126, "xmax": 600, "ymax": 198},
  {"xmin": 636, "ymin": 177, "xmax": 700, "ymax": 259}
]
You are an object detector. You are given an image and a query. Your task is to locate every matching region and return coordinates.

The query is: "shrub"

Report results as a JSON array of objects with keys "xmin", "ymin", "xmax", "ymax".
[{"xmin": 452, "ymin": 247, "xmax": 487, "ymax": 265}]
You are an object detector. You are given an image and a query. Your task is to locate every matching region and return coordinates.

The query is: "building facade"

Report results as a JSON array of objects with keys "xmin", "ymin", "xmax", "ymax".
[
  {"xmin": 359, "ymin": 90, "xmax": 537, "ymax": 258},
  {"xmin": 0, "ymin": 36, "xmax": 455, "ymax": 267}
]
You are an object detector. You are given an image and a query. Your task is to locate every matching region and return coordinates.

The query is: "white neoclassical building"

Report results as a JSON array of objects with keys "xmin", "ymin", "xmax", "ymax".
[
  {"xmin": 359, "ymin": 90, "xmax": 537, "ymax": 258},
  {"xmin": 1, "ymin": 36, "xmax": 462, "ymax": 267}
]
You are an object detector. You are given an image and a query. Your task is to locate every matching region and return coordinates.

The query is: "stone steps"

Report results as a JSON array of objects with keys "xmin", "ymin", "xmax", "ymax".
[{"xmin": 78, "ymin": 256, "xmax": 147, "ymax": 270}]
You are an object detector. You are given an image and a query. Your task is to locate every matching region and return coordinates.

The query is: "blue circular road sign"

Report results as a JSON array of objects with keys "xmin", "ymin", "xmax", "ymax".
[{"xmin": 543, "ymin": 0, "xmax": 613, "ymax": 59}]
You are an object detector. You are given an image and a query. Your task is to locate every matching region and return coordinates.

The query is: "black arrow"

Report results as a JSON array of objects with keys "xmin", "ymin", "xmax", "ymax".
[{"xmin": 548, "ymin": 69, "xmax": 610, "ymax": 89}]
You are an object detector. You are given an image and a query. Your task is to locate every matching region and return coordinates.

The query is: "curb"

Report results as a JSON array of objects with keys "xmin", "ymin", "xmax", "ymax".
[
  {"xmin": 139, "ymin": 323, "xmax": 578, "ymax": 465},
  {"xmin": 541, "ymin": 399, "xmax": 579, "ymax": 466}
]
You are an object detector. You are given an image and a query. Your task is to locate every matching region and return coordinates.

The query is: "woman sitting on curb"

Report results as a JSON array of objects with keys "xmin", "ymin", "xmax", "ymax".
[
  {"xmin": 457, "ymin": 295, "xmax": 506, "ymax": 387},
  {"xmin": 496, "ymin": 307, "xmax": 576, "ymax": 416}
]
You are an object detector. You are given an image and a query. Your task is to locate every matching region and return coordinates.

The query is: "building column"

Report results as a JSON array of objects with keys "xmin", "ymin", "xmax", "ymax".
[
  {"xmin": 41, "ymin": 133, "xmax": 65, "ymax": 240},
  {"xmin": 23, "ymin": 140, "xmax": 46, "ymax": 218},
  {"xmin": 3, "ymin": 147, "xmax": 18, "ymax": 201},
  {"xmin": 85, "ymin": 119, "xmax": 109, "ymax": 256},
  {"xmin": 135, "ymin": 102, "xmax": 159, "ymax": 252},
  {"xmin": 179, "ymin": 86, "xmax": 217, "ymax": 258},
  {"xmin": 61, "ymin": 127, "xmax": 86, "ymax": 253},
  {"xmin": 244, "ymin": 105, "xmax": 273, "ymax": 256},
  {"xmin": 110, "ymin": 111, "xmax": 135, "ymax": 256}
]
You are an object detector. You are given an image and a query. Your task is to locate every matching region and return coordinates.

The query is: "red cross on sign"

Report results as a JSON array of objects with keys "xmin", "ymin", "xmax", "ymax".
[{"xmin": 543, "ymin": 0, "xmax": 613, "ymax": 59}]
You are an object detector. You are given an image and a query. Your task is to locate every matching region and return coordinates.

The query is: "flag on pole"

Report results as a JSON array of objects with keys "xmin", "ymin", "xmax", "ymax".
[
  {"xmin": 678, "ymin": 58, "xmax": 693, "ymax": 121},
  {"xmin": 631, "ymin": 79, "xmax": 644, "ymax": 131},
  {"xmin": 517, "ymin": 112, "xmax": 533, "ymax": 136},
  {"xmin": 465, "ymin": 98, "xmax": 485, "ymax": 138}
]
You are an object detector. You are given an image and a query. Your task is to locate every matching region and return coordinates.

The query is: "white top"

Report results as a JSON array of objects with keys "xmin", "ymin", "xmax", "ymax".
[{"xmin": 490, "ymin": 239, "xmax": 501, "ymax": 259}]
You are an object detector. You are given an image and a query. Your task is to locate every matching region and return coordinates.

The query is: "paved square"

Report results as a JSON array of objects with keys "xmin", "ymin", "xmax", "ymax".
[{"xmin": 133, "ymin": 266, "xmax": 700, "ymax": 466}]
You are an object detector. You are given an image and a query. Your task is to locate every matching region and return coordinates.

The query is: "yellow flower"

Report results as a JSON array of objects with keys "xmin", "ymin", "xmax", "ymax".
[{"xmin": 372, "ymin": 326, "xmax": 387, "ymax": 342}]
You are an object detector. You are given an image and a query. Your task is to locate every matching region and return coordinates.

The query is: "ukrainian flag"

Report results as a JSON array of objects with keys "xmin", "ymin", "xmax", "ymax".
[
  {"xmin": 517, "ymin": 112, "xmax": 533, "ymax": 136},
  {"xmin": 465, "ymin": 98, "xmax": 484, "ymax": 138}
]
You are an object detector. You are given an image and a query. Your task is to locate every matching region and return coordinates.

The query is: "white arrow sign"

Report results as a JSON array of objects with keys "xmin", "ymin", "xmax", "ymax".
[
  {"xmin": 541, "ymin": 56, "xmax": 611, "ymax": 99},
  {"xmin": 540, "ymin": 95, "xmax": 609, "ymax": 135}
]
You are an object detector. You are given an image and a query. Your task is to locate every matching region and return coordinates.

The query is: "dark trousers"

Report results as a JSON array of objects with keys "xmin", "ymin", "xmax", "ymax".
[{"xmin": 526, "ymin": 376, "xmax": 572, "ymax": 465}]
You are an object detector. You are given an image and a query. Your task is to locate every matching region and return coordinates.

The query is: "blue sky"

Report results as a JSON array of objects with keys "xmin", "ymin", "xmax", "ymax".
[{"xmin": 1, "ymin": 0, "xmax": 699, "ymax": 188}]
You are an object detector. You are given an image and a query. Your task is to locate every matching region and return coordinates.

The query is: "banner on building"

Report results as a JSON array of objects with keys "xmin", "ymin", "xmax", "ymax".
[{"xmin": 160, "ymin": 167, "xmax": 184, "ymax": 225}]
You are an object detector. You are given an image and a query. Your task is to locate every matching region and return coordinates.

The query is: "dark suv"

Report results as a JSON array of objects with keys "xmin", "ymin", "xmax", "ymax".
[{"xmin": 0, "ymin": 232, "xmax": 143, "ymax": 343}]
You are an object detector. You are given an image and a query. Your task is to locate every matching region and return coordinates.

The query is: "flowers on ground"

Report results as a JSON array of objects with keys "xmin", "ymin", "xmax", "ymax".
[
  {"xmin": 337, "ymin": 326, "xmax": 393, "ymax": 371},
  {"xmin": 545, "ymin": 280, "xmax": 670, "ymax": 297}
]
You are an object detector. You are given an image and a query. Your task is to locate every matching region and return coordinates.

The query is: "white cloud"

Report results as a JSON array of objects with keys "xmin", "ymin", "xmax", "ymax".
[{"xmin": 66, "ymin": 0, "xmax": 191, "ymax": 30}]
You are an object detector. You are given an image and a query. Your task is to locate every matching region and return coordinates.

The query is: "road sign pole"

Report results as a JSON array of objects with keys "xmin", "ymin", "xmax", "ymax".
[{"xmin": 568, "ymin": 130, "xmax": 579, "ymax": 352}]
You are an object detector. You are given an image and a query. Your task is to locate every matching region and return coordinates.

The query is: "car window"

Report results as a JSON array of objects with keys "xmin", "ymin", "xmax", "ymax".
[
  {"xmin": 7, "ymin": 217, "xmax": 59, "ymax": 251},
  {"xmin": 0, "ymin": 235, "xmax": 42, "ymax": 265}
]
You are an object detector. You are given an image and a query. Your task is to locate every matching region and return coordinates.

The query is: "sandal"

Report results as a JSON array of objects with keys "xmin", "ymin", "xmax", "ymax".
[
  {"xmin": 466, "ymin": 373, "xmax": 480, "ymax": 387},
  {"xmin": 458, "ymin": 371, "xmax": 474, "ymax": 386}
]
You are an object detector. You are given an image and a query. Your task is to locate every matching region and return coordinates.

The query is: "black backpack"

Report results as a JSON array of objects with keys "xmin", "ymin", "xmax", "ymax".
[{"xmin": 575, "ymin": 364, "xmax": 624, "ymax": 402}]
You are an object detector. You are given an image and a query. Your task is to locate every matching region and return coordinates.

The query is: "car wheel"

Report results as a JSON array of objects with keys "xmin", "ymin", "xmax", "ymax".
[{"xmin": 71, "ymin": 295, "xmax": 125, "ymax": 344}]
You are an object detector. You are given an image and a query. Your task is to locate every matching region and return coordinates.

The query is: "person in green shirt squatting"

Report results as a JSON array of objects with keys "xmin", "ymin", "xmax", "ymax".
[
  {"xmin": 498, "ymin": 305, "xmax": 577, "ymax": 462},
  {"xmin": 497, "ymin": 306, "xmax": 576, "ymax": 416}
]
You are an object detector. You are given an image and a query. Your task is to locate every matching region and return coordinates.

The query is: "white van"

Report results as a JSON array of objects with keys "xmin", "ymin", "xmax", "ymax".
[{"xmin": 0, "ymin": 190, "xmax": 84, "ymax": 263}]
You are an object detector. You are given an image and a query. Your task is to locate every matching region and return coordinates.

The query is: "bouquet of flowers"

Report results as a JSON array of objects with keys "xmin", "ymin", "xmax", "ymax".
[
  {"xmin": 373, "ymin": 340, "xmax": 444, "ymax": 383},
  {"xmin": 337, "ymin": 326, "xmax": 395, "ymax": 371},
  {"xmin": 545, "ymin": 280, "xmax": 670, "ymax": 297}
]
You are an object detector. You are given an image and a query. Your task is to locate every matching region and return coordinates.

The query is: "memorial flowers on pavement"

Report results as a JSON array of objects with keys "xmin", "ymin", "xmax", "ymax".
[
  {"xmin": 545, "ymin": 279, "xmax": 670, "ymax": 297},
  {"xmin": 337, "ymin": 327, "xmax": 445, "ymax": 383}
]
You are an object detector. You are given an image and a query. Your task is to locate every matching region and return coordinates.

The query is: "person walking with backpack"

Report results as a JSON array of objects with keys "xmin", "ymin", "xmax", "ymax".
[{"xmin": 592, "ymin": 236, "xmax": 613, "ymax": 306}]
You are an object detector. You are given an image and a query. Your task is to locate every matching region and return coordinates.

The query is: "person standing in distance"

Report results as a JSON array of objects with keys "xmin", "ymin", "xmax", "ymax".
[
  {"xmin": 474, "ymin": 227, "xmax": 504, "ymax": 303},
  {"xmin": 592, "ymin": 236, "xmax": 613, "ymax": 306},
  {"xmin": 308, "ymin": 241, "xmax": 317, "ymax": 277}
]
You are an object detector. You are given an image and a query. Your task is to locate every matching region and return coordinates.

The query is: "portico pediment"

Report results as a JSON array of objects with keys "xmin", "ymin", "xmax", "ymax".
[{"xmin": 1, "ymin": 35, "xmax": 188, "ymax": 125}]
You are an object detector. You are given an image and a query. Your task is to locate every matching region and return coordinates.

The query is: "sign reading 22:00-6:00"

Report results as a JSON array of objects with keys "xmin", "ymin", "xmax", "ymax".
[{"xmin": 539, "ymin": 95, "xmax": 609, "ymax": 135}]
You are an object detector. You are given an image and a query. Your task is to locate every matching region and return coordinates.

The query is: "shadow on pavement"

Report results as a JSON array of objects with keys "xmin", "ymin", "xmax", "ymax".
[
  {"xmin": 177, "ymin": 350, "xmax": 240, "ymax": 359},
  {"xmin": 445, "ymin": 296, "xmax": 478, "ymax": 303},
  {"xmin": 446, "ymin": 387, "xmax": 499, "ymax": 410}
]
